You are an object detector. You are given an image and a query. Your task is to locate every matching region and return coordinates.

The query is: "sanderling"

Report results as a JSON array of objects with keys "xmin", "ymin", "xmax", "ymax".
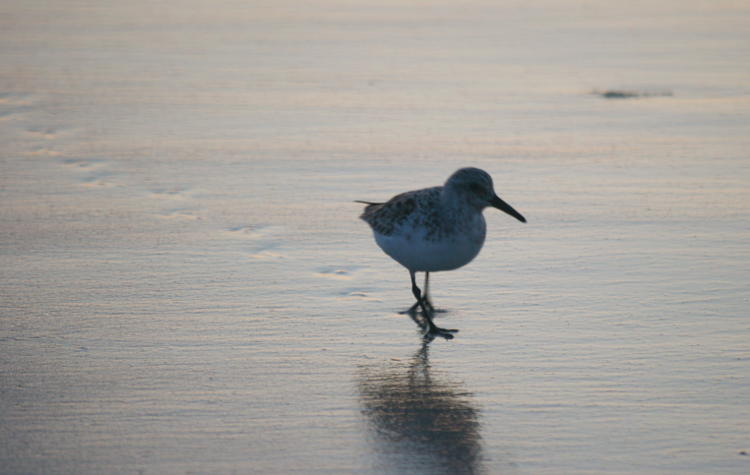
[{"xmin": 358, "ymin": 167, "xmax": 526, "ymax": 339}]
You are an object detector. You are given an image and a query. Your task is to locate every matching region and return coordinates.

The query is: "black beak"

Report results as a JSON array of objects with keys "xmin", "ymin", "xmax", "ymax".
[{"xmin": 491, "ymin": 195, "xmax": 526, "ymax": 223}]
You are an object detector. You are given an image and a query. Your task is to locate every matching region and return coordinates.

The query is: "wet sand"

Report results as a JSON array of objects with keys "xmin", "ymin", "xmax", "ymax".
[{"xmin": 1, "ymin": 1, "xmax": 749, "ymax": 473}]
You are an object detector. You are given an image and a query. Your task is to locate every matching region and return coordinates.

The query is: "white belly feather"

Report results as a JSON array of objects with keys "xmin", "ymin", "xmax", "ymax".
[{"xmin": 373, "ymin": 215, "xmax": 486, "ymax": 272}]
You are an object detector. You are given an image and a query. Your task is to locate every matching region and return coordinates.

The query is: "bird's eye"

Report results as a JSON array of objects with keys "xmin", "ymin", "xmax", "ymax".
[{"xmin": 469, "ymin": 183, "xmax": 484, "ymax": 195}]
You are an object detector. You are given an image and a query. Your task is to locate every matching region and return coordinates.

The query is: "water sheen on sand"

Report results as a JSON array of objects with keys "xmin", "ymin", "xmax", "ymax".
[{"xmin": 1, "ymin": 1, "xmax": 749, "ymax": 473}]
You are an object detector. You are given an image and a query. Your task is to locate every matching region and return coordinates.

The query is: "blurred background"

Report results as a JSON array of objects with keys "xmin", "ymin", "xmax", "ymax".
[{"xmin": 1, "ymin": 1, "xmax": 748, "ymax": 473}]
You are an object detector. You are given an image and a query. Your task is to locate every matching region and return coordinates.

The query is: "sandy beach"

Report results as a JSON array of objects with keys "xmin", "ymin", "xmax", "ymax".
[{"xmin": 1, "ymin": 1, "xmax": 749, "ymax": 473}]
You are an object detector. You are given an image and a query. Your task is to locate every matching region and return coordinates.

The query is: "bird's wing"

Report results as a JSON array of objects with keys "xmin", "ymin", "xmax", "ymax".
[{"xmin": 357, "ymin": 191, "xmax": 420, "ymax": 236}]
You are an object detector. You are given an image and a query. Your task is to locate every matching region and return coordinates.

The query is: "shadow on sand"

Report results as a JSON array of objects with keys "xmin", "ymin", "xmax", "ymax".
[{"xmin": 357, "ymin": 343, "xmax": 483, "ymax": 474}]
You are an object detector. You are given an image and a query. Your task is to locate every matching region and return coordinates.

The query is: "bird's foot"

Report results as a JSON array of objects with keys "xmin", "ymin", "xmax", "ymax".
[{"xmin": 425, "ymin": 324, "xmax": 459, "ymax": 341}]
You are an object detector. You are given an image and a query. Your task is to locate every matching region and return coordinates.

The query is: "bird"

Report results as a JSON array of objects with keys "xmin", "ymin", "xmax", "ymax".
[{"xmin": 357, "ymin": 167, "xmax": 526, "ymax": 339}]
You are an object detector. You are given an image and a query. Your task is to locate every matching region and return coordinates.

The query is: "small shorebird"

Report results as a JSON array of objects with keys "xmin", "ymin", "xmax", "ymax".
[{"xmin": 358, "ymin": 167, "xmax": 526, "ymax": 339}]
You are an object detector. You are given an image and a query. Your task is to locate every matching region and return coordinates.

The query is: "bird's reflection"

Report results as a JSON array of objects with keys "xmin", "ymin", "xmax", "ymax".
[{"xmin": 357, "ymin": 344, "xmax": 483, "ymax": 474}]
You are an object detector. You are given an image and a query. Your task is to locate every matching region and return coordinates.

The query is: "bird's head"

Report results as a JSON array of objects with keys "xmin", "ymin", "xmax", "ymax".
[{"xmin": 445, "ymin": 167, "xmax": 526, "ymax": 223}]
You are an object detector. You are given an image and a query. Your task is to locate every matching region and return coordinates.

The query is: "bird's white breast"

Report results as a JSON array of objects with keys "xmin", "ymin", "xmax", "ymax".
[{"xmin": 373, "ymin": 213, "xmax": 486, "ymax": 272}]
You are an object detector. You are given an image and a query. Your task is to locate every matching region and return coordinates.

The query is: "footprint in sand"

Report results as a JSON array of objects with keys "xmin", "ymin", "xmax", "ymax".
[
  {"xmin": 247, "ymin": 249, "xmax": 285, "ymax": 260},
  {"xmin": 79, "ymin": 169, "xmax": 116, "ymax": 188},
  {"xmin": 336, "ymin": 289, "xmax": 380, "ymax": 301},
  {"xmin": 223, "ymin": 225, "xmax": 289, "ymax": 260},
  {"xmin": 0, "ymin": 92, "xmax": 31, "ymax": 120},
  {"xmin": 314, "ymin": 268, "xmax": 377, "ymax": 301},
  {"xmin": 159, "ymin": 208, "xmax": 201, "ymax": 221},
  {"xmin": 61, "ymin": 158, "xmax": 105, "ymax": 169},
  {"xmin": 226, "ymin": 224, "xmax": 289, "ymax": 241},
  {"xmin": 149, "ymin": 187, "xmax": 191, "ymax": 200},
  {"xmin": 245, "ymin": 237, "xmax": 286, "ymax": 260},
  {"xmin": 314, "ymin": 266, "xmax": 362, "ymax": 281},
  {"xmin": 26, "ymin": 127, "xmax": 57, "ymax": 139},
  {"xmin": 59, "ymin": 158, "xmax": 117, "ymax": 187}
]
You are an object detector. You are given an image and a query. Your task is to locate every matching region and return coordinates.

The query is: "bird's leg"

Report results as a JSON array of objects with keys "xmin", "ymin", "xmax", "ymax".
[
  {"xmin": 422, "ymin": 272, "xmax": 434, "ymax": 312},
  {"xmin": 418, "ymin": 272, "xmax": 445, "ymax": 313},
  {"xmin": 405, "ymin": 272, "xmax": 433, "ymax": 314},
  {"xmin": 409, "ymin": 271, "xmax": 457, "ymax": 339},
  {"xmin": 402, "ymin": 272, "xmax": 444, "ymax": 314},
  {"xmin": 409, "ymin": 271, "xmax": 429, "ymax": 315},
  {"xmin": 405, "ymin": 271, "xmax": 428, "ymax": 313}
]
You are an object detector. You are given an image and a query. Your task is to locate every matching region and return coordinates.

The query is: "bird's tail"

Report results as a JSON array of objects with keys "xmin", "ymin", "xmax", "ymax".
[{"xmin": 354, "ymin": 200, "xmax": 382, "ymax": 205}]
